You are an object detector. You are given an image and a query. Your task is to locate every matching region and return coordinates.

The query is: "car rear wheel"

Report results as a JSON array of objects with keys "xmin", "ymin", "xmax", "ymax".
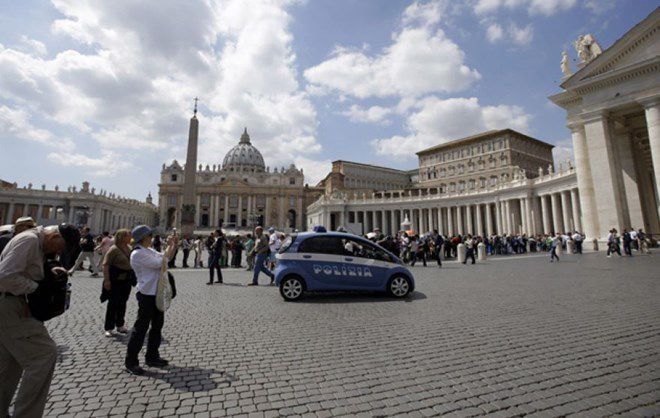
[
  {"xmin": 280, "ymin": 275, "xmax": 305, "ymax": 301},
  {"xmin": 387, "ymin": 275, "xmax": 411, "ymax": 298}
]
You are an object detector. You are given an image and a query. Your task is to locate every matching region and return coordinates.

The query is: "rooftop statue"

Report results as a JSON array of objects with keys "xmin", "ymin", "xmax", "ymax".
[
  {"xmin": 574, "ymin": 34, "xmax": 603, "ymax": 64},
  {"xmin": 560, "ymin": 51, "xmax": 571, "ymax": 76}
]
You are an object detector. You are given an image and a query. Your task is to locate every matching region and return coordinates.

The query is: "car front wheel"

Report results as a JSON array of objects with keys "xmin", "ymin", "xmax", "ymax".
[
  {"xmin": 280, "ymin": 275, "xmax": 305, "ymax": 301},
  {"xmin": 387, "ymin": 275, "xmax": 411, "ymax": 298}
]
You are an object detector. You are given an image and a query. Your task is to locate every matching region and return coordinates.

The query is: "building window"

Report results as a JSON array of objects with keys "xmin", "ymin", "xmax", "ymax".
[
  {"xmin": 168, "ymin": 195, "xmax": 177, "ymax": 206},
  {"xmin": 201, "ymin": 195, "xmax": 210, "ymax": 206},
  {"xmin": 289, "ymin": 196, "xmax": 296, "ymax": 207},
  {"xmin": 170, "ymin": 174, "xmax": 177, "ymax": 182},
  {"xmin": 490, "ymin": 176, "xmax": 497, "ymax": 186},
  {"xmin": 469, "ymin": 179, "xmax": 476, "ymax": 189},
  {"xmin": 289, "ymin": 177, "xmax": 296, "ymax": 185}
]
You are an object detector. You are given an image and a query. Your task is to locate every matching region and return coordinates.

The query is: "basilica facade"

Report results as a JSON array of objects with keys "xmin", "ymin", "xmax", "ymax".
[{"xmin": 158, "ymin": 129, "xmax": 321, "ymax": 233}]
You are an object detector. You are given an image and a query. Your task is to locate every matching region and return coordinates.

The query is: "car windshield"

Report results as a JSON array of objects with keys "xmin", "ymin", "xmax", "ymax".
[{"xmin": 278, "ymin": 234, "xmax": 297, "ymax": 253}]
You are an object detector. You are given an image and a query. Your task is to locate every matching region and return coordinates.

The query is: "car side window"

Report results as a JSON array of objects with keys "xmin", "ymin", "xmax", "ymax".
[
  {"xmin": 344, "ymin": 239, "xmax": 393, "ymax": 263},
  {"xmin": 298, "ymin": 236, "xmax": 344, "ymax": 255}
]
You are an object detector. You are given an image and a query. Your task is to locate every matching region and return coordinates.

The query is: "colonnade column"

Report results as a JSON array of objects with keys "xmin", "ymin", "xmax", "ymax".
[
  {"xmin": 560, "ymin": 191, "xmax": 571, "ymax": 232},
  {"xmin": 520, "ymin": 199, "xmax": 527, "ymax": 235},
  {"xmin": 476, "ymin": 204, "xmax": 483, "ymax": 237},
  {"xmin": 549, "ymin": 193, "xmax": 561, "ymax": 233},
  {"xmin": 569, "ymin": 123, "xmax": 598, "ymax": 239},
  {"xmin": 237, "ymin": 195, "xmax": 243, "ymax": 227},
  {"xmin": 466, "ymin": 205, "xmax": 473, "ymax": 235},
  {"xmin": 494, "ymin": 201, "xmax": 502, "ymax": 235},
  {"xmin": 485, "ymin": 203, "xmax": 493, "ymax": 236},
  {"xmin": 427, "ymin": 208, "xmax": 434, "ymax": 233},
  {"xmin": 541, "ymin": 195, "xmax": 551, "ymax": 234},
  {"xmin": 437, "ymin": 207, "xmax": 443, "ymax": 235},
  {"xmin": 448, "ymin": 207, "xmax": 454, "ymax": 236},
  {"xmin": 643, "ymin": 101, "xmax": 660, "ymax": 220},
  {"xmin": 457, "ymin": 206, "xmax": 464, "ymax": 235},
  {"xmin": 570, "ymin": 189, "xmax": 582, "ymax": 232},
  {"xmin": 390, "ymin": 210, "xmax": 396, "ymax": 235}
]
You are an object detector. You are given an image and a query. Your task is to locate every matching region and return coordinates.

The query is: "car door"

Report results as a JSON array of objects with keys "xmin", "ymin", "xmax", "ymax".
[
  {"xmin": 297, "ymin": 236, "xmax": 346, "ymax": 290},
  {"xmin": 342, "ymin": 238, "xmax": 395, "ymax": 290}
]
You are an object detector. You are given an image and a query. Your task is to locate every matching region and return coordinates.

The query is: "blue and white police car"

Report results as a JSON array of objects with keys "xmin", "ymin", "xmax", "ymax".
[{"xmin": 274, "ymin": 232, "xmax": 415, "ymax": 301}]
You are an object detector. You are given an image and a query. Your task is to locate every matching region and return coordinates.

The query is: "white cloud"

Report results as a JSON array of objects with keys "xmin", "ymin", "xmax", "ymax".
[
  {"xmin": 48, "ymin": 150, "xmax": 132, "ymax": 176},
  {"xmin": 293, "ymin": 156, "xmax": 333, "ymax": 186},
  {"xmin": 0, "ymin": 0, "xmax": 321, "ymax": 185},
  {"xmin": 304, "ymin": 2, "xmax": 480, "ymax": 99},
  {"xmin": 486, "ymin": 23, "xmax": 504, "ymax": 43},
  {"xmin": 551, "ymin": 137, "xmax": 574, "ymax": 169},
  {"xmin": 0, "ymin": 105, "xmax": 73, "ymax": 149},
  {"xmin": 402, "ymin": 0, "xmax": 445, "ymax": 27},
  {"xmin": 474, "ymin": 0, "xmax": 576, "ymax": 16},
  {"xmin": 17, "ymin": 35, "xmax": 48, "ymax": 56},
  {"xmin": 341, "ymin": 105, "xmax": 394, "ymax": 124},
  {"xmin": 508, "ymin": 23, "xmax": 534, "ymax": 45},
  {"xmin": 372, "ymin": 97, "xmax": 531, "ymax": 157}
]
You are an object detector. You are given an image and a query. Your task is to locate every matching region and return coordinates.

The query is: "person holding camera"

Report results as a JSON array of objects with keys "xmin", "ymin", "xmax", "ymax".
[
  {"xmin": 124, "ymin": 226, "xmax": 178, "ymax": 376},
  {"xmin": 0, "ymin": 224, "xmax": 79, "ymax": 417}
]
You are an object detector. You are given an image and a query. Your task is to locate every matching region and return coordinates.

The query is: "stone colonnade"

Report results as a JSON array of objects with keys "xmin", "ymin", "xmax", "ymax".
[{"xmin": 323, "ymin": 187, "xmax": 581, "ymax": 237}]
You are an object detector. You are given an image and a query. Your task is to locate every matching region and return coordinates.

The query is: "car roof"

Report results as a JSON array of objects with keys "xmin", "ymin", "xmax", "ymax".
[{"xmin": 297, "ymin": 231, "xmax": 370, "ymax": 241}]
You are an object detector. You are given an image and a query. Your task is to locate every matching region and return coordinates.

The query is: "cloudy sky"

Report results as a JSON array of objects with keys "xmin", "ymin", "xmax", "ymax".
[{"xmin": 0, "ymin": 0, "xmax": 655, "ymax": 200}]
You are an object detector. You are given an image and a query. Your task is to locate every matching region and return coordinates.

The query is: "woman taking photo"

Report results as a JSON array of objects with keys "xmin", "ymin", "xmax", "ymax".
[
  {"xmin": 125, "ymin": 225, "xmax": 178, "ymax": 375},
  {"xmin": 102, "ymin": 228, "xmax": 133, "ymax": 337}
]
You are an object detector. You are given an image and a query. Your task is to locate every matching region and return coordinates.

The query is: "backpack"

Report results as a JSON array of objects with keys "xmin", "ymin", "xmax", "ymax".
[{"xmin": 28, "ymin": 258, "xmax": 71, "ymax": 321}]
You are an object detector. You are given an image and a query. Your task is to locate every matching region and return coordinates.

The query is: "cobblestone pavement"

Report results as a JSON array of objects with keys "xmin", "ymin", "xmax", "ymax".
[{"xmin": 37, "ymin": 252, "xmax": 659, "ymax": 417}]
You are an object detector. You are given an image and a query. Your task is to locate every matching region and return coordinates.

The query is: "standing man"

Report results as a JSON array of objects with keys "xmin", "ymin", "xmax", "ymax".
[
  {"xmin": 549, "ymin": 232, "xmax": 561, "ymax": 262},
  {"xmin": 207, "ymin": 230, "xmax": 223, "ymax": 285},
  {"xmin": 267, "ymin": 228, "xmax": 280, "ymax": 271},
  {"xmin": 181, "ymin": 235, "xmax": 192, "ymax": 268},
  {"xmin": 0, "ymin": 224, "xmax": 79, "ymax": 417},
  {"xmin": 622, "ymin": 229, "xmax": 633, "ymax": 256},
  {"xmin": 68, "ymin": 226, "xmax": 99, "ymax": 277},
  {"xmin": 249, "ymin": 226, "xmax": 274, "ymax": 286},
  {"xmin": 463, "ymin": 235, "xmax": 476, "ymax": 265},
  {"xmin": 244, "ymin": 234, "xmax": 255, "ymax": 271},
  {"xmin": 572, "ymin": 231, "xmax": 583, "ymax": 254}
]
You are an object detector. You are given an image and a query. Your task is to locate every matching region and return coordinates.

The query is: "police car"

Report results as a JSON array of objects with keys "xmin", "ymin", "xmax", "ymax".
[{"xmin": 274, "ymin": 232, "xmax": 415, "ymax": 301}]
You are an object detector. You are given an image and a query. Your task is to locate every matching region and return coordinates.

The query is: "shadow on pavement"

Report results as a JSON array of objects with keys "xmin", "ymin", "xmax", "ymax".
[
  {"xmin": 144, "ymin": 366, "xmax": 237, "ymax": 392},
  {"xmin": 296, "ymin": 290, "xmax": 427, "ymax": 304}
]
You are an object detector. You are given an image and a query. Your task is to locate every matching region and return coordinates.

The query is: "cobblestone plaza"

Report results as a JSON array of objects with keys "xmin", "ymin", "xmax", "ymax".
[{"xmin": 41, "ymin": 253, "xmax": 659, "ymax": 417}]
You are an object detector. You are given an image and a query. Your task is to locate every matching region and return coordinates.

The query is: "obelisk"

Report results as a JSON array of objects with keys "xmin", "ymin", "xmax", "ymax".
[{"xmin": 180, "ymin": 98, "xmax": 199, "ymax": 236}]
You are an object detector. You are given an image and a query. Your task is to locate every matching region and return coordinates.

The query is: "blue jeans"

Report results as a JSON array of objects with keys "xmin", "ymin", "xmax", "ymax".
[{"xmin": 252, "ymin": 253, "xmax": 274, "ymax": 285}]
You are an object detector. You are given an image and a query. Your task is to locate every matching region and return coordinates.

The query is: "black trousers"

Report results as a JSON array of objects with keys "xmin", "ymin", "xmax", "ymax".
[
  {"xmin": 168, "ymin": 250, "xmax": 178, "ymax": 268},
  {"xmin": 209, "ymin": 256, "xmax": 223, "ymax": 283},
  {"xmin": 126, "ymin": 293, "xmax": 164, "ymax": 366},
  {"xmin": 104, "ymin": 279, "xmax": 131, "ymax": 331},
  {"xmin": 463, "ymin": 249, "xmax": 475, "ymax": 264},
  {"xmin": 435, "ymin": 249, "xmax": 442, "ymax": 266},
  {"xmin": 182, "ymin": 249, "xmax": 190, "ymax": 267}
]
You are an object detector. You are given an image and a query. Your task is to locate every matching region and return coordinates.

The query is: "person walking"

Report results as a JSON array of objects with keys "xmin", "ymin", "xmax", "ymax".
[
  {"xmin": 0, "ymin": 224, "xmax": 80, "ymax": 417},
  {"xmin": 95, "ymin": 231, "xmax": 114, "ymax": 273},
  {"xmin": 124, "ymin": 225, "xmax": 178, "ymax": 376},
  {"xmin": 231, "ymin": 236, "xmax": 243, "ymax": 268},
  {"xmin": 69, "ymin": 226, "xmax": 99, "ymax": 277},
  {"xmin": 463, "ymin": 235, "xmax": 476, "ymax": 265},
  {"xmin": 249, "ymin": 226, "xmax": 274, "ymax": 286},
  {"xmin": 549, "ymin": 232, "xmax": 561, "ymax": 262},
  {"xmin": 244, "ymin": 234, "xmax": 255, "ymax": 271},
  {"xmin": 622, "ymin": 229, "xmax": 633, "ymax": 256},
  {"xmin": 181, "ymin": 235, "xmax": 192, "ymax": 268},
  {"xmin": 606, "ymin": 229, "xmax": 622, "ymax": 257},
  {"xmin": 207, "ymin": 230, "xmax": 223, "ymax": 285},
  {"xmin": 102, "ymin": 229, "xmax": 133, "ymax": 337},
  {"xmin": 433, "ymin": 230, "xmax": 443, "ymax": 267}
]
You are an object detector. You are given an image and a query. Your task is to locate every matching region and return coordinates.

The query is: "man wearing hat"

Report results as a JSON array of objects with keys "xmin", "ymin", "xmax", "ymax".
[
  {"xmin": 0, "ymin": 223, "xmax": 80, "ymax": 417},
  {"xmin": 0, "ymin": 216, "xmax": 37, "ymax": 256}
]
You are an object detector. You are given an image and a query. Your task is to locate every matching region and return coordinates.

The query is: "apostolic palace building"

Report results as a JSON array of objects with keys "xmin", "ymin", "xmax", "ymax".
[{"xmin": 308, "ymin": 9, "xmax": 660, "ymax": 246}]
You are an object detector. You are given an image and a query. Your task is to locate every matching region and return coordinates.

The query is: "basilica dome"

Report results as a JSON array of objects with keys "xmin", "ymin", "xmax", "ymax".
[{"xmin": 222, "ymin": 128, "xmax": 265, "ymax": 172}]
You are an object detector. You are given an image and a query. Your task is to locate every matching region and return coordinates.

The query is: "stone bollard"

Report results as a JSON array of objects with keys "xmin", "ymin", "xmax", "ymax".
[
  {"xmin": 457, "ymin": 243, "xmax": 466, "ymax": 263},
  {"xmin": 566, "ymin": 240, "xmax": 575, "ymax": 254},
  {"xmin": 592, "ymin": 238, "xmax": 599, "ymax": 252},
  {"xmin": 477, "ymin": 242, "xmax": 486, "ymax": 261},
  {"xmin": 555, "ymin": 242, "xmax": 563, "ymax": 256}
]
